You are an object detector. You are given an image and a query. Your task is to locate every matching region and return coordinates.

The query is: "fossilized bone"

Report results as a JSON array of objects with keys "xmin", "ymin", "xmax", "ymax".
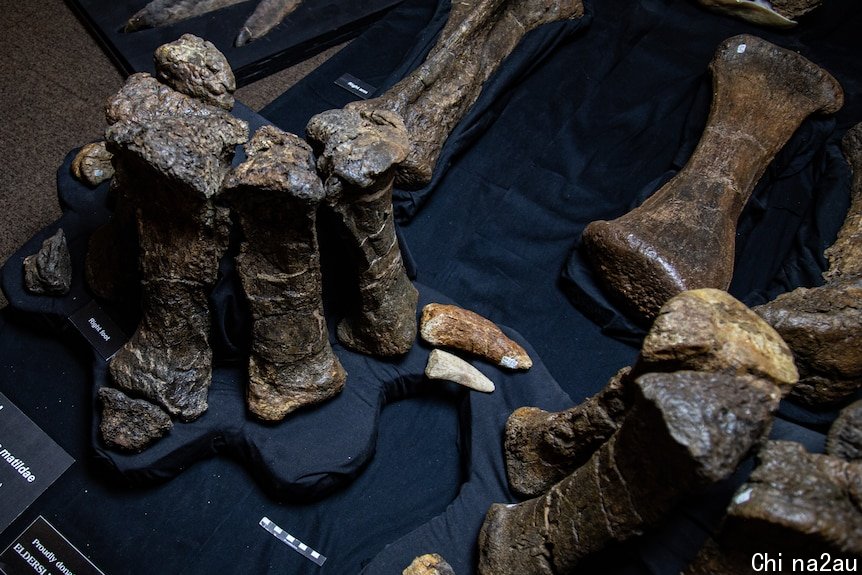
[
  {"xmin": 347, "ymin": 0, "xmax": 585, "ymax": 188},
  {"xmin": 755, "ymin": 123, "xmax": 862, "ymax": 405},
  {"xmin": 504, "ymin": 288, "xmax": 795, "ymax": 497},
  {"xmin": 425, "ymin": 349, "xmax": 495, "ymax": 393},
  {"xmin": 23, "ymin": 229, "xmax": 72, "ymax": 296},
  {"xmin": 403, "ymin": 554, "xmax": 457, "ymax": 575},
  {"xmin": 695, "ymin": 0, "xmax": 823, "ymax": 28},
  {"xmin": 106, "ymin": 73, "xmax": 249, "ymax": 421},
  {"xmin": 71, "ymin": 141, "xmax": 114, "ymax": 187},
  {"xmin": 223, "ymin": 125, "xmax": 346, "ymax": 421},
  {"xmin": 99, "ymin": 387, "xmax": 173, "ymax": 452},
  {"xmin": 306, "ymin": 108, "xmax": 418, "ymax": 356},
  {"xmin": 684, "ymin": 440, "xmax": 862, "ymax": 574},
  {"xmin": 479, "ymin": 370, "xmax": 780, "ymax": 575},
  {"xmin": 154, "ymin": 34, "xmax": 236, "ymax": 110},
  {"xmin": 581, "ymin": 34, "xmax": 843, "ymax": 322},
  {"xmin": 125, "ymin": 0, "xmax": 304, "ymax": 48},
  {"xmin": 420, "ymin": 303, "xmax": 532, "ymax": 369},
  {"xmin": 827, "ymin": 399, "xmax": 862, "ymax": 461}
]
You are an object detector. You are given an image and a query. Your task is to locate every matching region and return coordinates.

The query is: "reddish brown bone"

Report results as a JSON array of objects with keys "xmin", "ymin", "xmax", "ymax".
[
  {"xmin": 582, "ymin": 35, "xmax": 843, "ymax": 322},
  {"xmin": 224, "ymin": 126, "xmax": 346, "ymax": 421}
]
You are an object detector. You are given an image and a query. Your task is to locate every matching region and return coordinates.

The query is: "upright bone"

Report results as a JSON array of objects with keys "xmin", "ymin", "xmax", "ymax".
[
  {"xmin": 223, "ymin": 125, "xmax": 346, "ymax": 421},
  {"xmin": 479, "ymin": 371, "xmax": 780, "ymax": 575},
  {"xmin": 348, "ymin": 0, "xmax": 584, "ymax": 188},
  {"xmin": 306, "ymin": 108, "xmax": 418, "ymax": 356},
  {"xmin": 581, "ymin": 35, "xmax": 843, "ymax": 322},
  {"xmin": 106, "ymin": 73, "xmax": 248, "ymax": 421}
]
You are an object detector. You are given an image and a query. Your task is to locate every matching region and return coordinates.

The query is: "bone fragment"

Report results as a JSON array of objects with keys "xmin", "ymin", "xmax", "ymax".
[
  {"xmin": 695, "ymin": 0, "xmax": 822, "ymax": 28},
  {"xmin": 504, "ymin": 288, "xmax": 792, "ymax": 497},
  {"xmin": 106, "ymin": 73, "xmax": 248, "ymax": 421},
  {"xmin": 479, "ymin": 370, "xmax": 780, "ymax": 575},
  {"xmin": 347, "ymin": 0, "xmax": 585, "ymax": 188},
  {"xmin": 99, "ymin": 387, "xmax": 173, "ymax": 452},
  {"xmin": 223, "ymin": 125, "xmax": 346, "ymax": 421},
  {"xmin": 125, "ymin": 0, "xmax": 248, "ymax": 32},
  {"xmin": 755, "ymin": 123, "xmax": 862, "ymax": 406},
  {"xmin": 306, "ymin": 108, "xmax": 418, "ymax": 356},
  {"xmin": 71, "ymin": 141, "xmax": 114, "ymax": 187},
  {"xmin": 23, "ymin": 228, "xmax": 72, "ymax": 296},
  {"xmin": 236, "ymin": 0, "xmax": 302, "ymax": 47},
  {"xmin": 420, "ymin": 303, "xmax": 531, "ymax": 370},
  {"xmin": 827, "ymin": 399, "xmax": 862, "ymax": 462},
  {"xmin": 154, "ymin": 34, "xmax": 236, "ymax": 110},
  {"xmin": 403, "ymin": 554, "xmax": 457, "ymax": 575},
  {"xmin": 425, "ymin": 349, "xmax": 495, "ymax": 393},
  {"xmin": 582, "ymin": 35, "xmax": 843, "ymax": 322}
]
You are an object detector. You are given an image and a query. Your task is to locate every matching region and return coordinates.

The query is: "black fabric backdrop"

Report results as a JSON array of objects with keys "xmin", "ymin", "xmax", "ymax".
[{"xmin": 1, "ymin": 0, "xmax": 861, "ymax": 573}]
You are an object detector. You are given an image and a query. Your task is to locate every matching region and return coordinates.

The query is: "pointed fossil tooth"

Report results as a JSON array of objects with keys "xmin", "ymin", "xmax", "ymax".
[
  {"xmin": 420, "ymin": 303, "xmax": 532, "ymax": 370},
  {"xmin": 425, "ymin": 349, "xmax": 495, "ymax": 393}
]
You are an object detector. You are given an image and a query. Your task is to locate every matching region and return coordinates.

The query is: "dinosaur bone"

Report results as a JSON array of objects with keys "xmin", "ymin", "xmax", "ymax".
[
  {"xmin": 755, "ymin": 123, "xmax": 862, "ymax": 405},
  {"xmin": 71, "ymin": 141, "xmax": 114, "ymax": 187},
  {"xmin": 23, "ymin": 228, "xmax": 72, "ymax": 296},
  {"xmin": 106, "ymin": 73, "xmax": 248, "ymax": 421},
  {"xmin": 223, "ymin": 125, "xmax": 346, "ymax": 421},
  {"xmin": 348, "ymin": 0, "xmax": 585, "ymax": 188},
  {"xmin": 420, "ymin": 303, "xmax": 531, "ymax": 369},
  {"xmin": 306, "ymin": 108, "xmax": 418, "ymax": 356},
  {"xmin": 581, "ymin": 35, "xmax": 843, "ymax": 322},
  {"xmin": 403, "ymin": 554, "xmax": 457, "ymax": 575},
  {"xmin": 695, "ymin": 0, "xmax": 822, "ymax": 28},
  {"xmin": 425, "ymin": 349, "xmax": 495, "ymax": 393},
  {"xmin": 479, "ymin": 370, "xmax": 780, "ymax": 575},
  {"xmin": 99, "ymin": 387, "xmax": 173, "ymax": 452},
  {"xmin": 827, "ymin": 399, "xmax": 862, "ymax": 461},
  {"xmin": 154, "ymin": 34, "xmax": 236, "ymax": 110}
]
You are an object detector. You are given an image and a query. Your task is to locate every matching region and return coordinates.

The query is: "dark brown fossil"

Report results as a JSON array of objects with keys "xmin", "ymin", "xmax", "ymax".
[
  {"xmin": 827, "ymin": 399, "xmax": 862, "ymax": 462},
  {"xmin": 99, "ymin": 386, "xmax": 173, "ymax": 452},
  {"xmin": 223, "ymin": 125, "xmax": 346, "ymax": 421},
  {"xmin": 755, "ymin": 123, "xmax": 862, "ymax": 406},
  {"xmin": 154, "ymin": 34, "xmax": 236, "ymax": 111},
  {"xmin": 348, "ymin": 0, "xmax": 585, "ymax": 188},
  {"xmin": 479, "ymin": 370, "xmax": 779, "ymax": 575},
  {"xmin": 106, "ymin": 72, "xmax": 248, "ymax": 421},
  {"xmin": 306, "ymin": 108, "xmax": 418, "ymax": 356},
  {"xmin": 581, "ymin": 35, "xmax": 843, "ymax": 322},
  {"xmin": 23, "ymin": 228, "xmax": 72, "ymax": 296},
  {"xmin": 71, "ymin": 141, "xmax": 114, "ymax": 187}
]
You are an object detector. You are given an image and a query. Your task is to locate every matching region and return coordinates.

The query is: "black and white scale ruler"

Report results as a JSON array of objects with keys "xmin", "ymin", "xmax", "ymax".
[{"xmin": 259, "ymin": 517, "xmax": 327, "ymax": 567}]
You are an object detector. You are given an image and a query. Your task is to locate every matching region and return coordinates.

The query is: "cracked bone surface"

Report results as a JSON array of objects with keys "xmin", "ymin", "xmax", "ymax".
[
  {"xmin": 106, "ymin": 72, "xmax": 248, "ymax": 421},
  {"xmin": 827, "ymin": 398, "xmax": 862, "ymax": 462},
  {"xmin": 71, "ymin": 141, "xmax": 114, "ymax": 187},
  {"xmin": 425, "ymin": 349, "xmax": 496, "ymax": 393},
  {"xmin": 347, "ymin": 0, "xmax": 584, "ymax": 188},
  {"xmin": 755, "ymin": 123, "xmax": 862, "ymax": 406},
  {"xmin": 99, "ymin": 387, "xmax": 173, "ymax": 452},
  {"xmin": 505, "ymin": 288, "xmax": 795, "ymax": 497},
  {"xmin": 154, "ymin": 34, "xmax": 236, "ymax": 111},
  {"xmin": 479, "ymin": 370, "xmax": 780, "ymax": 575},
  {"xmin": 695, "ymin": 0, "xmax": 822, "ymax": 28},
  {"xmin": 223, "ymin": 125, "xmax": 346, "ymax": 421},
  {"xmin": 306, "ymin": 108, "xmax": 418, "ymax": 356},
  {"xmin": 403, "ymin": 554, "xmax": 457, "ymax": 575},
  {"xmin": 685, "ymin": 440, "xmax": 862, "ymax": 574},
  {"xmin": 23, "ymin": 228, "xmax": 72, "ymax": 296},
  {"xmin": 420, "ymin": 303, "xmax": 532, "ymax": 369},
  {"xmin": 581, "ymin": 34, "xmax": 843, "ymax": 322}
]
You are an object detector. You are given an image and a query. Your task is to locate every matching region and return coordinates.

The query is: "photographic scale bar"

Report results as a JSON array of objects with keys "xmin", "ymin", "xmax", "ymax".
[{"xmin": 259, "ymin": 516, "xmax": 327, "ymax": 567}]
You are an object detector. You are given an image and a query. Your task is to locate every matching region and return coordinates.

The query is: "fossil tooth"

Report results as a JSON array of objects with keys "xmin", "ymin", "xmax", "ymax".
[
  {"xmin": 425, "ymin": 349, "xmax": 495, "ymax": 393},
  {"xmin": 420, "ymin": 303, "xmax": 532, "ymax": 370}
]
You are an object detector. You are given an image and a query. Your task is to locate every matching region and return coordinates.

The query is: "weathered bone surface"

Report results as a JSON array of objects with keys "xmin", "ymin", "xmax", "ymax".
[
  {"xmin": 347, "ymin": 0, "xmax": 585, "ymax": 188},
  {"xmin": 755, "ymin": 124, "xmax": 862, "ymax": 406},
  {"xmin": 223, "ymin": 125, "xmax": 346, "ymax": 421},
  {"xmin": 479, "ymin": 370, "xmax": 779, "ymax": 575},
  {"xmin": 99, "ymin": 387, "xmax": 173, "ymax": 452},
  {"xmin": 306, "ymin": 108, "xmax": 418, "ymax": 356},
  {"xmin": 504, "ymin": 288, "xmax": 792, "ymax": 497},
  {"xmin": 827, "ymin": 399, "xmax": 862, "ymax": 461},
  {"xmin": 403, "ymin": 554, "xmax": 457, "ymax": 575},
  {"xmin": 106, "ymin": 72, "xmax": 248, "ymax": 421},
  {"xmin": 126, "ymin": 0, "xmax": 247, "ymax": 32},
  {"xmin": 425, "ymin": 349, "xmax": 495, "ymax": 393},
  {"xmin": 23, "ymin": 228, "xmax": 72, "ymax": 295},
  {"xmin": 695, "ymin": 0, "xmax": 822, "ymax": 28},
  {"xmin": 582, "ymin": 35, "xmax": 843, "ymax": 322},
  {"xmin": 71, "ymin": 141, "xmax": 114, "ymax": 187},
  {"xmin": 236, "ymin": 0, "xmax": 302, "ymax": 47},
  {"xmin": 420, "ymin": 303, "xmax": 532, "ymax": 370},
  {"xmin": 154, "ymin": 34, "xmax": 236, "ymax": 111}
]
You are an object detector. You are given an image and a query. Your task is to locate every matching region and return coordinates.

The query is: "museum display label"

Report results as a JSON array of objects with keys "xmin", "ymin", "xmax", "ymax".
[
  {"xmin": 68, "ymin": 301, "xmax": 127, "ymax": 361},
  {"xmin": 335, "ymin": 73, "xmax": 375, "ymax": 99},
  {"xmin": 0, "ymin": 394, "xmax": 73, "ymax": 535},
  {"xmin": 0, "ymin": 517, "xmax": 104, "ymax": 575}
]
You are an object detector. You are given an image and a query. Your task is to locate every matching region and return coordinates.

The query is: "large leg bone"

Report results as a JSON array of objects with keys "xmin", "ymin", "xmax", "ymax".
[
  {"xmin": 755, "ymin": 123, "xmax": 862, "ymax": 405},
  {"xmin": 348, "ymin": 0, "xmax": 584, "ymax": 188},
  {"xmin": 106, "ymin": 73, "xmax": 248, "ymax": 421},
  {"xmin": 504, "ymin": 288, "xmax": 795, "ymax": 497},
  {"xmin": 223, "ymin": 125, "xmax": 346, "ymax": 421},
  {"xmin": 479, "ymin": 370, "xmax": 780, "ymax": 575},
  {"xmin": 582, "ymin": 35, "xmax": 843, "ymax": 322},
  {"xmin": 306, "ymin": 108, "xmax": 418, "ymax": 356}
]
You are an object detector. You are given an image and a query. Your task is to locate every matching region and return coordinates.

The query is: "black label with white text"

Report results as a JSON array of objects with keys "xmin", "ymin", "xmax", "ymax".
[
  {"xmin": 0, "ymin": 516, "xmax": 105, "ymax": 575},
  {"xmin": 68, "ymin": 301, "xmax": 126, "ymax": 361},
  {"xmin": 335, "ymin": 73, "xmax": 376, "ymax": 99}
]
